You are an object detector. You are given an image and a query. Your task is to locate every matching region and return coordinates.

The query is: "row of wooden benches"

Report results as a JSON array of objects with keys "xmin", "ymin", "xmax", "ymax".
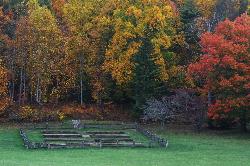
[
  {"xmin": 42, "ymin": 130, "xmax": 126, "ymax": 134},
  {"xmin": 42, "ymin": 130, "xmax": 138, "ymax": 146}
]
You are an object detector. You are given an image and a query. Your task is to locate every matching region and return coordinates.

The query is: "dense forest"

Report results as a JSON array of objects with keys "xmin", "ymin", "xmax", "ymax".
[{"xmin": 0, "ymin": 0, "xmax": 249, "ymax": 130}]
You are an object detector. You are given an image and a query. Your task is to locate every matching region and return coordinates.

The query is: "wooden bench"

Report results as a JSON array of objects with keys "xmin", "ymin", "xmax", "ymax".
[
  {"xmin": 86, "ymin": 131, "xmax": 125, "ymax": 134},
  {"xmin": 43, "ymin": 134, "xmax": 83, "ymax": 138},
  {"xmin": 44, "ymin": 138, "xmax": 85, "ymax": 142},
  {"xmin": 101, "ymin": 142, "xmax": 145, "ymax": 147},
  {"xmin": 42, "ymin": 130, "xmax": 79, "ymax": 134},
  {"xmin": 94, "ymin": 138, "xmax": 134, "ymax": 143}
]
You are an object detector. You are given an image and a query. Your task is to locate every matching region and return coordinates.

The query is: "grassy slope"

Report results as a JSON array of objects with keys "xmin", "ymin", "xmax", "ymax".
[{"xmin": 0, "ymin": 126, "xmax": 250, "ymax": 166}]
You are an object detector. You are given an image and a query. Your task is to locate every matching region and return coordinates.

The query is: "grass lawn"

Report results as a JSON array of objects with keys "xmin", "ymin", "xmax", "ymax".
[{"xmin": 0, "ymin": 124, "xmax": 250, "ymax": 166}]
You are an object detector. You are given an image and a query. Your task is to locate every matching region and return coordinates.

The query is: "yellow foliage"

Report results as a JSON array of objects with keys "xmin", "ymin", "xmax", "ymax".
[
  {"xmin": 19, "ymin": 106, "xmax": 36, "ymax": 120},
  {"xmin": 57, "ymin": 112, "xmax": 65, "ymax": 121},
  {"xmin": 194, "ymin": 0, "xmax": 217, "ymax": 18},
  {"xmin": 15, "ymin": 1, "xmax": 65, "ymax": 103},
  {"xmin": 103, "ymin": 0, "xmax": 180, "ymax": 84}
]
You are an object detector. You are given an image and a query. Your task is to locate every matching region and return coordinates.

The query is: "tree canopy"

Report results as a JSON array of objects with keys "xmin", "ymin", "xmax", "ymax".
[{"xmin": 0, "ymin": 0, "xmax": 249, "ymax": 126}]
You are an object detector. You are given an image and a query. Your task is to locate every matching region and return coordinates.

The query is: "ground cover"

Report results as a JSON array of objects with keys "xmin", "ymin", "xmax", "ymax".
[{"xmin": 0, "ymin": 123, "xmax": 249, "ymax": 166}]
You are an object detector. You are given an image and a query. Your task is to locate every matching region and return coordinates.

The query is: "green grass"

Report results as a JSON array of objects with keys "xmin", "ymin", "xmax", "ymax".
[
  {"xmin": 0, "ymin": 125, "xmax": 250, "ymax": 166},
  {"xmin": 25, "ymin": 130, "xmax": 44, "ymax": 142}
]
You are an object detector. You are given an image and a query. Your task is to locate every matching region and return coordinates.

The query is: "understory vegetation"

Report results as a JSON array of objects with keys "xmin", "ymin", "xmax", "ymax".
[{"xmin": 0, "ymin": 0, "xmax": 249, "ymax": 131}]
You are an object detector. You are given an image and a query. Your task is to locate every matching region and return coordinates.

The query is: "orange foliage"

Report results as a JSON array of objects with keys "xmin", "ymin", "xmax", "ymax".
[
  {"xmin": 0, "ymin": 60, "xmax": 10, "ymax": 114},
  {"xmin": 60, "ymin": 104, "xmax": 132, "ymax": 121}
]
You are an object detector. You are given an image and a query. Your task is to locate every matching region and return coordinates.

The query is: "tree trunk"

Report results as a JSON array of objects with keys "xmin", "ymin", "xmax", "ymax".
[
  {"xmin": 30, "ymin": 89, "xmax": 33, "ymax": 103},
  {"xmin": 79, "ymin": 56, "xmax": 84, "ymax": 105},
  {"xmin": 19, "ymin": 67, "xmax": 23, "ymax": 105},
  {"xmin": 23, "ymin": 69, "xmax": 26, "ymax": 104},
  {"xmin": 56, "ymin": 78, "xmax": 59, "ymax": 105},
  {"xmin": 98, "ymin": 98, "xmax": 105, "ymax": 116},
  {"xmin": 80, "ymin": 76, "xmax": 83, "ymax": 105},
  {"xmin": 36, "ymin": 77, "xmax": 41, "ymax": 104},
  {"xmin": 208, "ymin": 91, "xmax": 212, "ymax": 105},
  {"xmin": 36, "ymin": 77, "xmax": 39, "ymax": 103},
  {"xmin": 11, "ymin": 77, "xmax": 15, "ymax": 102},
  {"xmin": 240, "ymin": 119, "xmax": 247, "ymax": 132},
  {"xmin": 160, "ymin": 120, "xmax": 165, "ymax": 131},
  {"xmin": 10, "ymin": 58, "xmax": 15, "ymax": 102}
]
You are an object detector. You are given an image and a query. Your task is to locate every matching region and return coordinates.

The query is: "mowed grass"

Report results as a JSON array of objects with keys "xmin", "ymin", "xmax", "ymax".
[{"xmin": 0, "ymin": 125, "xmax": 250, "ymax": 166}]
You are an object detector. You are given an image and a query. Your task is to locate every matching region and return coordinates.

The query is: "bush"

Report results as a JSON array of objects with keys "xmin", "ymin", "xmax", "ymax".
[
  {"xmin": 4, "ymin": 103, "xmax": 132, "ymax": 122},
  {"xmin": 18, "ymin": 106, "xmax": 59, "ymax": 122},
  {"xmin": 60, "ymin": 104, "xmax": 132, "ymax": 121},
  {"xmin": 142, "ymin": 89, "xmax": 206, "ymax": 129}
]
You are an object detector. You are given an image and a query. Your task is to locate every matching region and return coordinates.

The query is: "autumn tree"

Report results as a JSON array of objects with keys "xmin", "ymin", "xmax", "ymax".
[
  {"xmin": 193, "ymin": 0, "xmax": 249, "ymax": 33},
  {"xmin": 85, "ymin": 0, "xmax": 116, "ymax": 108},
  {"xmin": 1, "ymin": 0, "xmax": 249, "ymax": 122},
  {"xmin": 188, "ymin": 14, "xmax": 250, "ymax": 131},
  {"xmin": 179, "ymin": 0, "xmax": 200, "ymax": 63},
  {"xmin": 194, "ymin": 0, "xmax": 216, "ymax": 18},
  {"xmin": 0, "ymin": 59, "xmax": 10, "ymax": 114},
  {"xmin": 103, "ymin": 0, "xmax": 183, "ymax": 112},
  {"xmin": 14, "ymin": 0, "xmax": 65, "ymax": 104},
  {"xmin": 0, "ymin": 6, "xmax": 16, "ymax": 102},
  {"xmin": 180, "ymin": 0, "xmax": 249, "ymax": 61},
  {"xmin": 61, "ymin": 0, "xmax": 102, "ymax": 105},
  {"xmin": 62, "ymin": 0, "xmax": 116, "ymax": 107}
]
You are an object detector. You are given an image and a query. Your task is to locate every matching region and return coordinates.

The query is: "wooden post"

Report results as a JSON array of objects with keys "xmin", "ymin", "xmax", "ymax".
[{"xmin": 99, "ymin": 140, "xmax": 102, "ymax": 148}]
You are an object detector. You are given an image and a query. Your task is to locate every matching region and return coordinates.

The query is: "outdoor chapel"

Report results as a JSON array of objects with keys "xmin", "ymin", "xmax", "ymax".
[{"xmin": 0, "ymin": 0, "xmax": 249, "ymax": 166}]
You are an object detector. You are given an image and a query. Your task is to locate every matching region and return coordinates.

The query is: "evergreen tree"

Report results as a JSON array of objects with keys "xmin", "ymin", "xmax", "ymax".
[
  {"xmin": 179, "ymin": 0, "xmax": 201, "ymax": 64},
  {"xmin": 132, "ymin": 38, "xmax": 166, "ymax": 115},
  {"xmin": 180, "ymin": 0, "xmax": 200, "ymax": 44}
]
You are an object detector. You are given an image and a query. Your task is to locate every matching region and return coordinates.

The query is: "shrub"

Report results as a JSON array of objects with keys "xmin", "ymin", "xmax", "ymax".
[
  {"xmin": 60, "ymin": 104, "xmax": 132, "ymax": 121},
  {"xmin": 142, "ymin": 89, "xmax": 206, "ymax": 129},
  {"xmin": 18, "ymin": 105, "xmax": 59, "ymax": 122}
]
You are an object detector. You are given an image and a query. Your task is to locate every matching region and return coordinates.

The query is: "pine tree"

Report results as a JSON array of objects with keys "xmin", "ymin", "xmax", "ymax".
[{"xmin": 132, "ymin": 38, "xmax": 166, "ymax": 115}]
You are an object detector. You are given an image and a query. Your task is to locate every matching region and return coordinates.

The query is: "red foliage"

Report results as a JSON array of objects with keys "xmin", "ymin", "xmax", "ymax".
[{"xmin": 188, "ymin": 14, "xmax": 250, "ymax": 121}]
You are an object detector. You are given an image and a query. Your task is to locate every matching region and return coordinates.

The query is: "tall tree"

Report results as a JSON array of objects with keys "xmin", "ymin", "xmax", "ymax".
[
  {"xmin": 15, "ymin": 0, "xmax": 64, "ymax": 104},
  {"xmin": 103, "ymin": 0, "xmax": 183, "ymax": 111},
  {"xmin": 179, "ymin": 0, "xmax": 201, "ymax": 63},
  {"xmin": 62, "ymin": 0, "xmax": 115, "ymax": 106},
  {"xmin": 0, "ymin": 6, "xmax": 16, "ymax": 102},
  {"xmin": 188, "ymin": 14, "xmax": 250, "ymax": 131},
  {"xmin": 0, "ymin": 59, "xmax": 10, "ymax": 114}
]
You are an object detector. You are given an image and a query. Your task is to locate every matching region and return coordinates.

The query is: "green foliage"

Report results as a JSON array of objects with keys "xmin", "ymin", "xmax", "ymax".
[
  {"xmin": 180, "ymin": 0, "xmax": 200, "ymax": 43},
  {"xmin": 38, "ymin": 0, "xmax": 51, "ymax": 8},
  {"xmin": 132, "ymin": 38, "xmax": 166, "ymax": 114}
]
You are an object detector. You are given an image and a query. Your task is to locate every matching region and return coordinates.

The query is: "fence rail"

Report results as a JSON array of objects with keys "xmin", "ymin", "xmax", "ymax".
[{"xmin": 135, "ymin": 125, "xmax": 168, "ymax": 148}]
